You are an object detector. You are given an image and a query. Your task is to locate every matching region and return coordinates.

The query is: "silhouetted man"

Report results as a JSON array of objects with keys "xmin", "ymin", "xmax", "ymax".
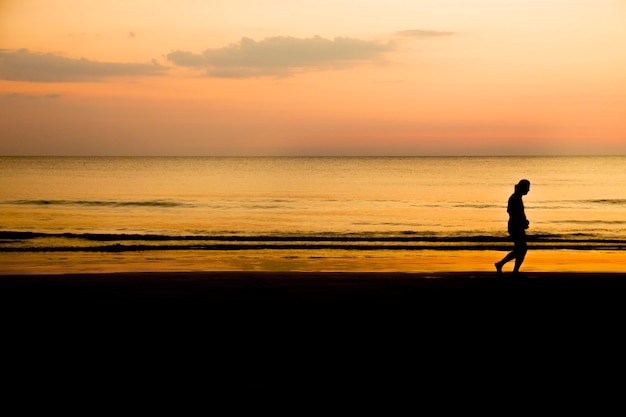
[{"xmin": 495, "ymin": 179, "xmax": 530, "ymax": 276}]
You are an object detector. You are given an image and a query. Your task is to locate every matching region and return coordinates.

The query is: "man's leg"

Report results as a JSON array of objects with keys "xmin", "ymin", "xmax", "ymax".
[
  {"xmin": 512, "ymin": 238, "xmax": 527, "ymax": 273},
  {"xmin": 495, "ymin": 251, "xmax": 516, "ymax": 273}
]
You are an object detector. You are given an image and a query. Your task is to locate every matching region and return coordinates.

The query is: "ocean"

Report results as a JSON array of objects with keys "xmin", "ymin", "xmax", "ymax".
[{"xmin": 1, "ymin": 156, "xmax": 625, "ymax": 274}]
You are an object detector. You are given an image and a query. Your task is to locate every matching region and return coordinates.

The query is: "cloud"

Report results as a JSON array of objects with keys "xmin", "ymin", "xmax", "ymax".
[
  {"xmin": 396, "ymin": 29, "xmax": 455, "ymax": 38},
  {"xmin": 0, "ymin": 49, "xmax": 167, "ymax": 82},
  {"xmin": 3, "ymin": 92, "xmax": 61, "ymax": 99},
  {"xmin": 167, "ymin": 36, "xmax": 393, "ymax": 78}
]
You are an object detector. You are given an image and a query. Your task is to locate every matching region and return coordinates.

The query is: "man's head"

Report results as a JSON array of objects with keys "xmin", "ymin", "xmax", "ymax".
[{"xmin": 516, "ymin": 179, "xmax": 530, "ymax": 195}]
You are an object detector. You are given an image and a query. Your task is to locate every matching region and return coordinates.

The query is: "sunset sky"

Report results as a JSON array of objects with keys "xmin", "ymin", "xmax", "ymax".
[{"xmin": 1, "ymin": 0, "xmax": 625, "ymax": 156}]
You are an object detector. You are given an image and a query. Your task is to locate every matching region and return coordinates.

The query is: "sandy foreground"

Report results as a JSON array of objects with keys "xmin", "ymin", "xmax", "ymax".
[
  {"xmin": 0, "ymin": 269, "xmax": 623, "ymax": 293},
  {"xmin": 5, "ymin": 269, "xmax": 626, "ymax": 344},
  {"xmin": 2, "ymin": 270, "xmax": 626, "ymax": 313},
  {"xmin": 2, "ymin": 270, "xmax": 626, "ymax": 393}
]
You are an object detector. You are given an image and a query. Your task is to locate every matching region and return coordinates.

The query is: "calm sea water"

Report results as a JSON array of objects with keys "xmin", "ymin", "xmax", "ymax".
[{"xmin": 1, "ymin": 156, "xmax": 625, "ymax": 273}]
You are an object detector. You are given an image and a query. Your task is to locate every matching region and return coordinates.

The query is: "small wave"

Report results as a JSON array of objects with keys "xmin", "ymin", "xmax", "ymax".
[
  {"xmin": 8, "ymin": 199, "xmax": 189, "ymax": 208},
  {"xmin": 453, "ymin": 204, "xmax": 500, "ymax": 209},
  {"xmin": 585, "ymin": 199, "xmax": 626, "ymax": 206},
  {"xmin": 552, "ymin": 199, "xmax": 626, "ymax": 207},
  {"xmin": 2, "ymin": 242, "xmax": 625, "ymax": 253},
  {"xmin": 550, "ymin": 220, "xmax": 626, "ymax": 225}
]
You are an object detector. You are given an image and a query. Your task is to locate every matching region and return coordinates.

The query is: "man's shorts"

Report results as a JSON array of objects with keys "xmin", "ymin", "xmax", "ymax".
[{"xmin": 508, "ymin": 228, "xmax": 527, "ymax": 252}]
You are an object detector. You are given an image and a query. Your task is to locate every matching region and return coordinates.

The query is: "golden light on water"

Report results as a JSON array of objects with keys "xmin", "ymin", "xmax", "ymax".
[{"xmin": 3, "ymin": 249, "xmax": 626, "ymax": 275}]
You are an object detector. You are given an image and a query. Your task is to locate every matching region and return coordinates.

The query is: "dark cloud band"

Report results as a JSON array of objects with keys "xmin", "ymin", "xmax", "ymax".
[
  {"xmin": 1, "ymin": 29, "xmax": 452, "ymax": 82},
  {"xmin": 3, "ymin": 93, "xmax": 61, "ymax": 99},
  {"xmin": 167, "ymin": 36, "xmax": 393, "ymax": 78},
  {"xmin": 0, "ymin": 49, "xmax": 167, "ymax": 82}
]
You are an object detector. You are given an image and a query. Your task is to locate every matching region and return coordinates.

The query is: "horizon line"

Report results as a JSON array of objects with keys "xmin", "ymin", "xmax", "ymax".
[{"xmin": 2, "ymin": 154, "xmax": 625, "ymax": 158}]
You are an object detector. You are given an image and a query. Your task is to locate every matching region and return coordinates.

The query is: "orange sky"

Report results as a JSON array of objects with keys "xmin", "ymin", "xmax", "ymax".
[{"xmin": 1, "ymin": 0, "xmax": 625, "ymax": 155}]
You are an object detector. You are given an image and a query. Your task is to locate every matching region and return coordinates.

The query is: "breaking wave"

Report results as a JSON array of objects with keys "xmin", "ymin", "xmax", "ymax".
[{"xmin": 1, "ymin": 231, "xmax": 624, "ymax": 253}]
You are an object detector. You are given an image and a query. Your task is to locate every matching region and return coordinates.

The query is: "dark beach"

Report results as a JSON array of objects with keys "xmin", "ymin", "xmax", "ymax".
[
  {"xmin": 3, "ymin": 270, "xmax": 626, "ymax": 302},
  {"xmin": 3, "ymin": 270, "xmax": 625, "ymax": 393},
  {"xmin": 3, "ymin": 270, "xmax": 626, "ymax": 322}
]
